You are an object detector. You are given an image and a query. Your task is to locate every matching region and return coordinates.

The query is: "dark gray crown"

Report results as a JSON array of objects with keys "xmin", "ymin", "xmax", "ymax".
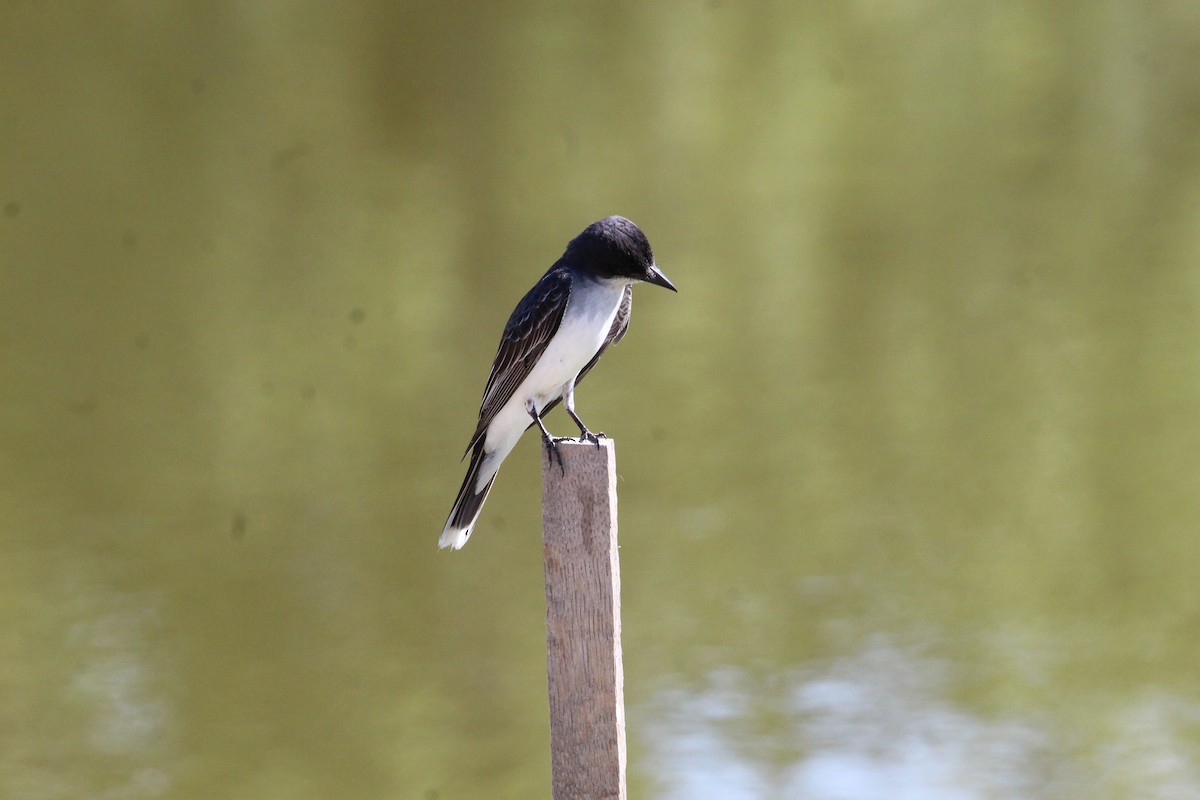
[{"xmin": 563, "ymin": 216, "xmax": 655, "ymax": 280}]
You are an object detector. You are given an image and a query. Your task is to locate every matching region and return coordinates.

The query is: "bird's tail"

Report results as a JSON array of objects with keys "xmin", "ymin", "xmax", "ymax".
[{"xmin": 439, "ymin": 439, "xmax": 496, "ymax": 550}]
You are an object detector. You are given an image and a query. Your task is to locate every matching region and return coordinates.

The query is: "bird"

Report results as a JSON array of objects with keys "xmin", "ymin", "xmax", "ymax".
[{"xmin": 439, "ymin": 216, "xmax": 676, "ymax": 550}]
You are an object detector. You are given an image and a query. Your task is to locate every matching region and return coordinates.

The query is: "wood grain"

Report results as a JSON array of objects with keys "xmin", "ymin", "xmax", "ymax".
[{"xmin": 541, "ymin": 438, "xmax": 626, "ymax": 800}]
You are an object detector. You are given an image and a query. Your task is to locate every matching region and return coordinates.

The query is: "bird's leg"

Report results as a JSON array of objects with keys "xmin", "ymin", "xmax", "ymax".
[
  {"xmin": 527, "ymin": 399, "xmax": 565, "ymax": 475},
  {"xmin": 563, "ymin": 380, "xmax": 604, "ymax": 447}
]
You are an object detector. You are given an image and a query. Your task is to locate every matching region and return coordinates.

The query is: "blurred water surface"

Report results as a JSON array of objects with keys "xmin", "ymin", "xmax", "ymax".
[{"xmin": 3, "ymin": 3, "xmax": 1200, "ymax": 799}]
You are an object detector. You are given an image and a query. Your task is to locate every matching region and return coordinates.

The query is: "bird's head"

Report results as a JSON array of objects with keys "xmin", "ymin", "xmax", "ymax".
[{"xmin": 565, "ymin": 216, "xmax": 677, "ymax": 292}]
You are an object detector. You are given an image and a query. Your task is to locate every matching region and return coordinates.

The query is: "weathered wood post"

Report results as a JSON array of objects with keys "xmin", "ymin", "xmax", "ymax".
[{"xmin": 541, "ymin": 438, "xmax": 626, "ymax": 800}]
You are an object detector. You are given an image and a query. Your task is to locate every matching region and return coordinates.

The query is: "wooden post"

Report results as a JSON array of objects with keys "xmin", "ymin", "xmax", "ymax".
[{"xmin": 541, "ymin": 438, "xmax": 626, "ymax": 800}]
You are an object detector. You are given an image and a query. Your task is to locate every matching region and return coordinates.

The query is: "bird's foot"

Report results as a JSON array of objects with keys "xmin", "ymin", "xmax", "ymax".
[
  {"xmin": 578, "ymin": 429, "xmax": 606, "ymax": 448},
  {"xmin": 567, "ymin": 408, "xmax": 604, "ymax": 449},
  {"xmin": 541, "ymin": 434, "xmax": 567, "ymax": 475}
]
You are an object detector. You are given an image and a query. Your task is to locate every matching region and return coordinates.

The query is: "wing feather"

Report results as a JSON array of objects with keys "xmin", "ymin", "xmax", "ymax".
[{"xmin": 465, "ymin": 267, "xmax": 572, "ymax": 454}]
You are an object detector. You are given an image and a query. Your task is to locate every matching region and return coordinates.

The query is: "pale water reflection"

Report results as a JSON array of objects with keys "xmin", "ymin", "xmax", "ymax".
[{"xmin": 645, "ymin": 639, "xmax": 1200, "ymax": 800}]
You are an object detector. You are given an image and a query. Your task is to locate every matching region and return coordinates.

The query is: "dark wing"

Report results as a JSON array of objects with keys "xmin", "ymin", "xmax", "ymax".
[
  {"xmin": 538, "ymin": 283, "xmax": 632, "ymax": 419},
  {"xmin": 465, "ymin": 267, "xmax": 572, "ymax": 454}
]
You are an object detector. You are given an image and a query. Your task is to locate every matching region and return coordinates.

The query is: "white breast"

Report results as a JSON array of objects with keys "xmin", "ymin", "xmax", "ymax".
[
  {"xmin": 479, "ymin": 277, "xmax": 627, "ymax": 471},
  {"xmin": 526, "ymin": 284, "xmax": 623, "ymax": 407}
]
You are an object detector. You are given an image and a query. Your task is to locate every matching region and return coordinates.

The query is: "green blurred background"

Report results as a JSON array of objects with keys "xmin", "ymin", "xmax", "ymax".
[{"xmin": 4, "ymin": 3, "xmax": 1200, "ymax": 798}]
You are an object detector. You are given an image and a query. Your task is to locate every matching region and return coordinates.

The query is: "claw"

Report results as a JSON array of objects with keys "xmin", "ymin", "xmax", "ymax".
[
  {"xmin": 528, "ymin": 400, "xmax": 567, "ymax": 474},
  {"xmin": 580, "ymin": 429, "xmax": 605, "ymax": 448},
  {"xmin": 565, "ymin": 400, "xmax": 604, "ymax": 449},
  {"xmin": 543, "ymin": 436, "xmax": 566, "ymax": 475}
]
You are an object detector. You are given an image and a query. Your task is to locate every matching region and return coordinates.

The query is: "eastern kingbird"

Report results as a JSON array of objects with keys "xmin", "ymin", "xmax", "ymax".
[{"xmin": 439, "ymin": 216, "xmax": 676, "ymax": 550}]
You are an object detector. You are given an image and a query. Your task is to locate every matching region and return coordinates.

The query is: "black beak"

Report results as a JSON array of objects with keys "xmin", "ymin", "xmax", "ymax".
[{"xmin": 645, "ymin": 263, "xmax": 677, "ymax": 292}]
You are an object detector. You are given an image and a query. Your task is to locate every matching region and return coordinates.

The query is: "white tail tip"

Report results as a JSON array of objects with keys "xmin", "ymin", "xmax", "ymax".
[{"xmin": 438, "ymin": 525, "xmax": 472, "ymax": 551}]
